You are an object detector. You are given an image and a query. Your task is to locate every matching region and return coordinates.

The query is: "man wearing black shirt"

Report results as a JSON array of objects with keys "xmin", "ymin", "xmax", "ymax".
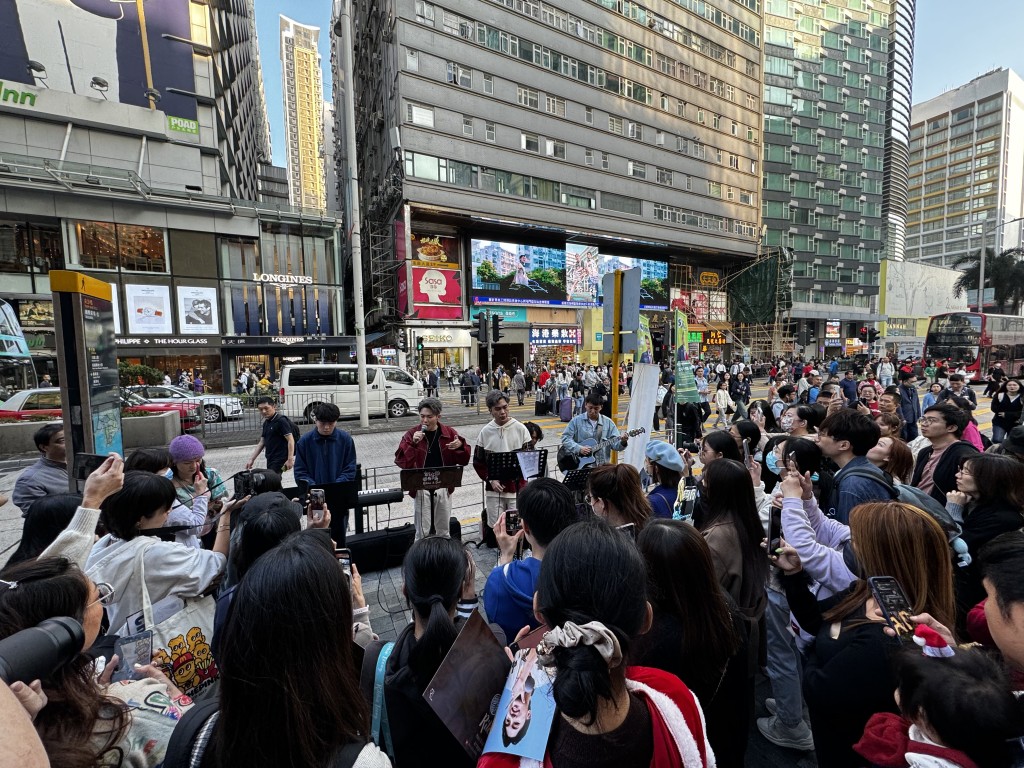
[
  {"xmin": 247, "ymin": 396, "xmax": 296, "ymax": 472},
  {"xmin": 569, "ymin": 371, "xmax": 587, "ymax": 416}
]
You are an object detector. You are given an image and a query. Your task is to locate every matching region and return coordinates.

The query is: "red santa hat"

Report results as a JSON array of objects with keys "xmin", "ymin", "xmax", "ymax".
[{"xmin": 913, "ymin": 624, "xmax": 954, "ymax": 658}]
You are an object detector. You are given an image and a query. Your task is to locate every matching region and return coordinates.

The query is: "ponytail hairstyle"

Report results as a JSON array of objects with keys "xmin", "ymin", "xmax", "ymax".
[
  {"xmin": 402, "ymin": 536, "xmax": 467, "ymax": 690},
  {"xmin": 535, "ymin": 520, "xmax": 648, "ymax": 725}
]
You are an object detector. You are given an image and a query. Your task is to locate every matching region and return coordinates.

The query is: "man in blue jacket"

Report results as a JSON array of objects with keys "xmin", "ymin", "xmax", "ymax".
[
  {"xmin": 484, "ymin": 477, "xmax": 580, "ymax": 641},
  {"xmin": 294, "ymin": 402, "xmax": 357, "ymax": 543},
  {"xmin": 897, "ymin": 370, "xmax": 922, "ymax": 441}
]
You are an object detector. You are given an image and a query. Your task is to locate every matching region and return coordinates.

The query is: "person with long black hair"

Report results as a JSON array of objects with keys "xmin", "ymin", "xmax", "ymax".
[
  {"xmin": 367, "ymin": 536, "xmax": 501, "ymax": 767},
  {"xmin": 479, "ymin": 519, "xmax": 714, "ymax": 768},
  {"xmin": 633, "ymin": 520, "xmax": 750, "ymax": 767}
]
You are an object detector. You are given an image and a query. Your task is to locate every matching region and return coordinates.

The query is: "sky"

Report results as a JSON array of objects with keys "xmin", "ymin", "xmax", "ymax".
[
  {"xmin": 912, "ymin": 0, "xmax": 1024, "ymax": 104},
  {"xmin": 255, "ymin": 1, "xmax": 334, "ymax": 165},
  {"xmin": 253, "ymin": 0, "xmax": 1024, "ymax": 164}
]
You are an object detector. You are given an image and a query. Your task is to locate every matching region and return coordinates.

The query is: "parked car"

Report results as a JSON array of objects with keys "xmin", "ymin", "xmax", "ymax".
[
  {"xmin": 279, "ymin": 364, "xmax": 422, "ymax": 421},
  {"xmin": 0, "ymin": 387, "xmax": 201, "ymax": 429},
  {"xmin": 124, "ymin": 385, "xmax": 243, "ymax": 423}
]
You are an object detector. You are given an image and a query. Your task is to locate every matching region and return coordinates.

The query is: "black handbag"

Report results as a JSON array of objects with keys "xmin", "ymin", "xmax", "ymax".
[{"xmin": 556, "ymin": 444, "xmax": 579, "ymax": 472}]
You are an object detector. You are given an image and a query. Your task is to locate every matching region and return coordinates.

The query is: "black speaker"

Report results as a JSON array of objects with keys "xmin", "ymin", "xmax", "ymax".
[{"xmin": 347, "ymin": 524, "xmax": 415, "ymax": 573}]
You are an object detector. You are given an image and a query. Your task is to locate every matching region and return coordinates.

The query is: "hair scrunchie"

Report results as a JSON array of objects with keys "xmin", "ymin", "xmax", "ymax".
[
  {"xmin": 536, "ymin": 620, "xmax": 622, "ymax": 669},
  {"xmin": 426, "ymin": 594, "xmax": 445, "ymax": 607}
]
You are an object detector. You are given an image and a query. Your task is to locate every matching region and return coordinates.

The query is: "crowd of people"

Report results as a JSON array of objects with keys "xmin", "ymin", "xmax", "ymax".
[{"xmin": 4, "ymin": 349, "xmax": 1024, "ymax": 768}]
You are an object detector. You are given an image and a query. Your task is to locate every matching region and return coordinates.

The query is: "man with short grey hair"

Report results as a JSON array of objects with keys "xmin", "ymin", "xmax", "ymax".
[{"xmin": 395, "ymin": 397, "xmax": 471, "ymax": 538}]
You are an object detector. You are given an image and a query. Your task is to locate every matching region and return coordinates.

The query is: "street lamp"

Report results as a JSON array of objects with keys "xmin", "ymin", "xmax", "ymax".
[{"xmin": 977, "ymin": 215, "xmax": 1024, "ymax": 313}]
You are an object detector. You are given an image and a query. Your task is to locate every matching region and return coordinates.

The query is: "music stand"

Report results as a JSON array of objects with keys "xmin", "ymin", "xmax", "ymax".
[
  {"xmin": 561, "ymin": 466, "xmax": 593, "ymax": 492},
  {"xmin": 400, "ymin": 466, "xmax": 465, "ymax": 536},
  {"xmin": 511, "ymin": 448, "xmax": 548, "ymax": 480}
]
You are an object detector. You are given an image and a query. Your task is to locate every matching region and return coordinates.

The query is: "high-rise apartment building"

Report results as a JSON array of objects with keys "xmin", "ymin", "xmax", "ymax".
[
  {"xmin": 281, "ymin": 16, "xmax": 326, "ymax": 210},
  {"xmin": 761, "ymin": 0, "xmax": 915, "ymax": 350},
  {"xmin": 906, "ymin": 68, "xmax": 1024, "ymax": 268},
  {"xmin": 332, "ymin": 0, "xmax": 763, "ymax": 368}
]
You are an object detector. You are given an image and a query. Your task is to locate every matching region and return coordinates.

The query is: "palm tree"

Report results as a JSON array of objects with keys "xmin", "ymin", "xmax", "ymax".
[{"xmin": 951, "ymin": 247, "xmax": 1024, "ymax": 314}]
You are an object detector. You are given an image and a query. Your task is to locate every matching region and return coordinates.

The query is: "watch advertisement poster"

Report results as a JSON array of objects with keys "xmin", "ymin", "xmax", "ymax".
[{"xmin": 125, "ymin": 284, "xmax": 172, "ymax": 335}]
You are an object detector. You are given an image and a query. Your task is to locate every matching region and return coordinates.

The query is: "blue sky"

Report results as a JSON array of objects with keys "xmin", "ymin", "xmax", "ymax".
[
  {"xmin": 255, "ymin": 1, "xmax": 334, "ymax": 164},
  {"xmin": 913, "ymin": 0, "xmax": 1024, "ymax": 104},
  {"xmin": 254, "ymin": 0, "xmax": 1024, "ymax": 163}
]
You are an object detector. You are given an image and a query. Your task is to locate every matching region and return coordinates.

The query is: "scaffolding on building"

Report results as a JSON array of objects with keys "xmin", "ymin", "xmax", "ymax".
[{"xmin": 721, "ymin": 247, "xmax": 795, "ymax": 360}]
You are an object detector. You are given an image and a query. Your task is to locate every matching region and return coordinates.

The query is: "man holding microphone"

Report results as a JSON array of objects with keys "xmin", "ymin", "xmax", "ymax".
[{"xmin": 395, "ymin": 397, "xmax": 471, "ymax": 538}]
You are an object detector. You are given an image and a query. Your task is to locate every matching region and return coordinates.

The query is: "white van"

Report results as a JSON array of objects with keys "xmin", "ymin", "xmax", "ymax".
[{"xmin": 279, "ymin": 364, "xmax": 423, "ymax": 421}]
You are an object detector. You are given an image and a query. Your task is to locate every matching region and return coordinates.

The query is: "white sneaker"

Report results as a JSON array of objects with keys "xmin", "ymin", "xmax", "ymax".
[
  {"xmin": 765, "ymin": 697, "xmax": 777, "ymax": 715},
  {"xmin": 757, "ymin": 715, "xmax": 814, "ymax": 751}
]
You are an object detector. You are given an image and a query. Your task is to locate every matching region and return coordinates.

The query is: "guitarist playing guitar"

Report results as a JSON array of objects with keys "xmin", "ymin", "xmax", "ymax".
[{"xmin": 559, "ymin": 393, "xmax": 633, "ymax": 468}]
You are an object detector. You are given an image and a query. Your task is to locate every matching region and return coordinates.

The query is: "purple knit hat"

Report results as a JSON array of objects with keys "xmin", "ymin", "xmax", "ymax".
[{"xmin": 168, "ymin": 434, "xmax": 206, "ymax": 463}]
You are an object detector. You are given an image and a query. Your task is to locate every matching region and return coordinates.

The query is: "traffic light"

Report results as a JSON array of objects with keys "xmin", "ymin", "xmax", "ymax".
[
  {"xmin": 491, "ymin": 314, "xmax": 504, "ymax": 343},
  {"xmin": 867, "ymin": 328, "xmax": 880, "ymax": 344},
  {"xmin": 859, "ymin": 326, "xmax": 869, "ymax": 343},
  {"xmin": 396, "ymin": 335, "xmax": 407, "ymax": 352},
  {"xmin": 469, "ymin": 313, "xmax": 488, "ymax": 342},
  {"xmin": 415, "ymin": 336, "xmax": 424, "ymax": 352}
]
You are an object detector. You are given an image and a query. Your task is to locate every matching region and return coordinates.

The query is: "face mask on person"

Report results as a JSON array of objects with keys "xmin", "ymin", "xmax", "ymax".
[
  {"xmin": 780, "ymin": 414, "xmax": 795, "ymax": 431},
  {"xmin": 765, "ymin": 451, "xmax": 781, "ymax": 475}
]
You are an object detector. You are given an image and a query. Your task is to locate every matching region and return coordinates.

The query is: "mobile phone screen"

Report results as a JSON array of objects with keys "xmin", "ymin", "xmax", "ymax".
[
  {"xmin": 742, "ymin": 438, "xmax": 752, "ymax": 469},
  {"xmin": 505, "ymin": 509, "xmax": 521, "ymax": 536},
  {"xmin": 308, "ymin": 488, "xmax": 325, "ymax": 522},
  {"xmin": 868, "ymin": 576, "xmax": 915, "ymax": 641},
  {"xmin": 335, "ymin": 547, "xmax": 351, "ymax": 576}
]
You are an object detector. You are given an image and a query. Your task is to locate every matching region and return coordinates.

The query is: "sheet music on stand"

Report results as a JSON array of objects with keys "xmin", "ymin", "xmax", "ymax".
[{"xmin": 513, "ymin": 448, "xmax": 547, "ymax": 480}]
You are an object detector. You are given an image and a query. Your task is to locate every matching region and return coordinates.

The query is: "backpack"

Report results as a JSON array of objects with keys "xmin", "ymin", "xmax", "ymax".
[
  {"xmin": 278, "ymin": 414, "xmax": 300, "ymax": 444},
  {"xmin": 836, "ymin": 466, "xmax": 971, "ymax": 567}
]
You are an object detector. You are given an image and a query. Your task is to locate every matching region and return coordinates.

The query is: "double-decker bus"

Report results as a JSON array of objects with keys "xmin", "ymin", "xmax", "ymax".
[
  {"xmin": 0, "ymin": 299, "xmax": 37, "ymax": 400},
  {"xmin": 923, "ymin": 312, "xmax": 1024, "ymax": 381}
]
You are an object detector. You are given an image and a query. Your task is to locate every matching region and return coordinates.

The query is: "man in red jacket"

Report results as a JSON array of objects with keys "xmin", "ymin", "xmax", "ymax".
[{"xmin": 395, "ymin": 397, "xmax": 471, "ymax": 538}]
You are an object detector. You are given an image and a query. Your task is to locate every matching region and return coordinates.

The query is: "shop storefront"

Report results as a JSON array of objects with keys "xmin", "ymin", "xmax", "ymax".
[
  {"xmin": 530, "ymin": 326, "xmax": 582, "ymax": 367},
  {"xmin": 415, "ymin": 328, "xmax": 471, "ymax": 371},
  {"xmin": 220, "ymin": 335, "xmax": 357, "ymax": 387}
]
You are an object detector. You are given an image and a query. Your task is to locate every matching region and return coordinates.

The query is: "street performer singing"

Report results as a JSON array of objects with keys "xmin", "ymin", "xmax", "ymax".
[
  {"xmin": 395, "ymin": 397, "xmax": 471, "ymax": 538},
  {"xmin": 474, "ymin": 390, "xmax": 532, "ymax": 548}
]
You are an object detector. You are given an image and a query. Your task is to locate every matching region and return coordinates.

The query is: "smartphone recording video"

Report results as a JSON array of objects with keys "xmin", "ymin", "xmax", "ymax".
[
  {"xmin": 308, "ymin": 488, "xmax": 325, "ymax": 523},
  {"xmin": 505, "ymin": 510, "xmax": 521, "ymax": 536},
  {"xmin": 868, "ymin": 576, "xmax": 915, "ymax": 641},
  {"xmin": 335, "ymin": 547, "xmax": 351, "ymax": 578}
]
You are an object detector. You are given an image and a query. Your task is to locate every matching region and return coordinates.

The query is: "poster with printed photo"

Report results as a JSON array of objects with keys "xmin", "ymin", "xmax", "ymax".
[
  {"xmin": 176, "ymin": 286, "xmax": 219, "ymax": 334},
  {"xmin": 124, "ymin": 284, "xmax": 172, "ymax": 335}
]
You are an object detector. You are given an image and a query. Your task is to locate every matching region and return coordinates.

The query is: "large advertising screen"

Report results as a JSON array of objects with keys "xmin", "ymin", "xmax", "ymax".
[
  {"xmin": 0, "ymin": 0, "xmax": 198, "ymax": 129},
  {"xmin": 470, "ymin": 239, "xmax": 668, "ymax": 309}
]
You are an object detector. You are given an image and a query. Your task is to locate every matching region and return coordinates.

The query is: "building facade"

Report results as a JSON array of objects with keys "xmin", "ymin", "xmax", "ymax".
[
  {"xmin": 0, "ymin": 2, "xmax": 346, "ymax": 393},
  {"xmin": 332, "ymin": 0, "xmax": 763, "ymax": 370},
  {"xmin": 281, "ymin": 16, "xmax": 327, "ymax": 210},
  {"xmin": 905, "ymin": 68, "xmax": 1024, "ymax": 274},
  {"xmin": 761, "ymin": 0, "xmax": 914, "ymax": 352}
]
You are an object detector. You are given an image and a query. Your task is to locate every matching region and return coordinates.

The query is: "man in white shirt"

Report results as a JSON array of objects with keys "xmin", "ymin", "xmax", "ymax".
[{"xmin": 473, "ymin": 390, "xmax": 532, "ymax": 533}]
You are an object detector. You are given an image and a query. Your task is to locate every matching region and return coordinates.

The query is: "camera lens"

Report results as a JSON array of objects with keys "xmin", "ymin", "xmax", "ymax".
[{"xmin": 0, "ymin": 616, "xmax": 84, "ymax": 685}]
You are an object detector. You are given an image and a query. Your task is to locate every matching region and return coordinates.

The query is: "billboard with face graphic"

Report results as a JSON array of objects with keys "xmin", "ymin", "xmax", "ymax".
[
  {"xmin": 0, "ymin": 0, "xmax": 198, "ymax": 131},
  {"xmin": 410, "ymin": 233, "xmax": 463, "ymax": 320}
]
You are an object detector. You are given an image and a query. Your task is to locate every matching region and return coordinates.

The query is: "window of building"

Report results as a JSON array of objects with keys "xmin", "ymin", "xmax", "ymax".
[
  {"xmin": 546, "ymin": 139, "xmax": 566, "ymax": 159},
  {"xmin": 406, "ymin": 102, "xmax": 434, "ymax": 127},
  {"xmin": 657, "ymin": 167, "xmax": 672, "ymax": 185},
  {"xmin": 697, "ymin": 109, "xmax": 705, "ymax": 124},
  {"xmin": 74, "ymin": 221, "xmax": 167, "ymax": 272},
  {"xmin": 446, "ymin": 62, "xmax": 471, "ymax": 87},
  {"xmin": 545, "ymin": 96, "xmax": 566, "ymax": 117},
  {"xmin": 600, "ymin": 192, "xmax": 642, "ymax": 215},
  {"xmin": 709, "ymin": 181, "xmax": 722, "ymax": 198},
  {"xmin": 521, "ymin": 133, "xmax": 540, "ymax": 152},
  {"xmin": 712, "ymin": 114, "xmax": 721, "ymax": 130},
  {"xmin": 585, "ymin": 107, "xmax": 593, "ymax": 124},
  {"xmin": 628, "ymin": 122, "xmax": 643, "ymax": 141},
  {"xmin": 608, "ymin": 116, "xmax": 623, "ymax": 135},
  {"xmin": 405, "ymin": 49, "xmax": 419, "ymax": 71},
  {"xmin": 627, "ymin": 160, "xmax": 646, "ymax": 179},
  {"xmin": 483, "ymin": 74, "xmax": 493, "ymax": 94},
  {"xmin": 585, "ymin": 149, "xmax": 594, "ymax": 166},
  {"xmin": 463, "ymin": 117, "xmax": 474, "ymax": 137},
  {"xmin": 485, "ymin": 121, "xmax": 495, "ymax": 142},
  {"xmin": 517, "ymin": 86, "xmax": 539, "ymax": 108},
  {"xmin": 601, "ymin": 152, "xmax": 609, "ymax": 170},
  {"xmin": 415, "ymin": 0, "xmax": 435, "ymax": 24}
]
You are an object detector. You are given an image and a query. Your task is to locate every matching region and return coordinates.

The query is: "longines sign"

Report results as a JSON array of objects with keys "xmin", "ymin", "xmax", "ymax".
[{"xmin": 252, "ymin": 273, "xmax": 313, "ymax": 286}]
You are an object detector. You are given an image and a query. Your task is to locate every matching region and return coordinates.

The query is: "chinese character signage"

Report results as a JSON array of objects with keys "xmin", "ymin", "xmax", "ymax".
[
  {"xmin": 825, "ymin": 320, "xmax": 841, "ymax": 339},
  {"xmin": 529, "ymin": 326, "xmax": 582, "ymax": 345}
]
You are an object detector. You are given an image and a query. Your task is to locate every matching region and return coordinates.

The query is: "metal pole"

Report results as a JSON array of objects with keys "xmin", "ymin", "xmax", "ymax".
[
  {"xmin": 609, "ymin": 271, "xmax": 622, "ymax": 465},
  {"xmin": 340, "ymin": 0, "xmax": 369, "ymax": 427},
  {"xmin": 978, "ymin": 220, "xmax": 988, "ymax": 315}
]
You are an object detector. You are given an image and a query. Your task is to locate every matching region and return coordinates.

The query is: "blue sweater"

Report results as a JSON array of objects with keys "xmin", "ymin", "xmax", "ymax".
[{"xmin": 294, "ymin": 428, "xmax": 357, "ymax": 485}]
